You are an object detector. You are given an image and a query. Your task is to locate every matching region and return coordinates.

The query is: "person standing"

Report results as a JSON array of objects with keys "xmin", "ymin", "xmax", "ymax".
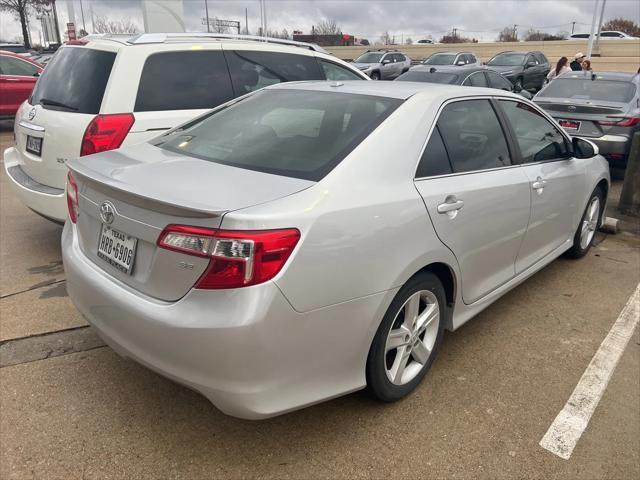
[
  {"xmin": 547, "ymin": 56, "xmax": 572, "ymax": 82},
  {"xmin": 570, "ymin": 52, "xmax": 585, "ymax": 71}
]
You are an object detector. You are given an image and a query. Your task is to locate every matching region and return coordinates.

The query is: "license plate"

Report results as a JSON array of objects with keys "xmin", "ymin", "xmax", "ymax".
[
  {"xmin": 97, "ymin": 225, "xmax": 137, "ymax": 275},
  {"xmin": 558, "ymin": 119, "xmax": 581, "ymax": 130},
  {"xmin": 26, "ymin": 135, "xmax": 42, "ymax": 156}
]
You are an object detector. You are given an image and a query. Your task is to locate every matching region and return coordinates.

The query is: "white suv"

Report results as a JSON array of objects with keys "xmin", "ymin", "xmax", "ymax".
[{"xmin": 4, "ymin": 33, "xmax": 369, "ymax": 223}]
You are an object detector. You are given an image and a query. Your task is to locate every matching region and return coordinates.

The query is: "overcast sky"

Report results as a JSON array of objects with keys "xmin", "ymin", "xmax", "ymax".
[{"xmin": 1, "ymin": 0, "xmax": 639, "ymax": 44}]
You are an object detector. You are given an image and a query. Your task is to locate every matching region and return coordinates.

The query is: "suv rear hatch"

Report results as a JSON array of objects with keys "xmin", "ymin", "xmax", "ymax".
[
  {"xmin": 69, "ymin": 142, "xmax": 314, "ymax": 301},
  {"xmin": 15, "ymin": 45, "xmax": 117, "ymax": 189}
]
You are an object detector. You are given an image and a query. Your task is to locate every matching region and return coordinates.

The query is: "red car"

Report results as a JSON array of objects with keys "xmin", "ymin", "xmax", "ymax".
[{"xmin": 0, "ymin": 50, "xmax": 43, "ymax": 119}]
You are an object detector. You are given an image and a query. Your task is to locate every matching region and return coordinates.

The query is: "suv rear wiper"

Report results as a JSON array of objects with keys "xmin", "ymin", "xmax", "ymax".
[{"xmin": 38, "ymin": 98, "xmax": 78, "ymax": 111}]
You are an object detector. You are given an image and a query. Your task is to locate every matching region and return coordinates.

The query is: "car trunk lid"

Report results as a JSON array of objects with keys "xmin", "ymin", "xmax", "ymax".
[{"xmin": 68, "ymin": 142, "xmax": 314, "ymax": 301}]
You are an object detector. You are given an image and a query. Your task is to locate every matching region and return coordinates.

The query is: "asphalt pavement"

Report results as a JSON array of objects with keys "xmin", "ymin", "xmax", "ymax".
[{"xmin": 0, "ymin": 128, "xmax": 638, "ymax": 479}]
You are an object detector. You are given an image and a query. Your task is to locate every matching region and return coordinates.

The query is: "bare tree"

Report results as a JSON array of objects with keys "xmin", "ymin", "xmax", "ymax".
[
  {"xmin": 0, "ymin": 0, "xmax": 49, "ymax": 48},
  {"xmin": 602, "ymin": 18, "xmax": 640, "ymax": 36},
  {"xmin": 524, "ymin": 29, "xmax": 567, "ymax": 41},
  {"xmin": 379, "ymin": 31, "xmax": 391, "ymax": 45},
  {"xmin": 498, "ymin": 26, "xmax": 518, "ymax": 42},
  {"xmin": 405, "ymin": 37, "xmax": 413, "ymax": 45},
  {"xmin": 93, "ymin": 14, "xmax": 140, "ymax": 34},
  {"xmin": 315, "ymin": 19, "xmax": 341, "ymax": 35}
]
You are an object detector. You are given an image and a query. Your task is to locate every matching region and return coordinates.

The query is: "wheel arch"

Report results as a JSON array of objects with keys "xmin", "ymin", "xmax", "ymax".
[
  {"xmin": 410, "ymin": 262, "xmax": 457, "ymax": 329},
  {"xmin": 595, "ymin": 178, "xmax": 609, "ymax": 225}
]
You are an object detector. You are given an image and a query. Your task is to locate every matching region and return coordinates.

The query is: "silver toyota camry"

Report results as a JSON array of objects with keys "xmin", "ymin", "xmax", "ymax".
[{"xmin": 62, "ymin": 81, "xmax": 610, "ymax": 419}]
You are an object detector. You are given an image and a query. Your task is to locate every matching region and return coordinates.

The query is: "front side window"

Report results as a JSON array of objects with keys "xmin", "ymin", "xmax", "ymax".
[
  {"xmin": 416, "ymin": 126, "xmax": 453, "ymax": 178},
  {"xmin": 498, "ymin": 100, "xmax": 570, "ymax": 163},
  {"xmin": 319, "ymin": 60, "xmax": 363, "ymax": 81},
  {"xmin": 0, "ymin": 56, "xmax": 39, "ymax": 76},
  {"xmin": 437, "ymin": 100, "xmax": 512, "ymax": 173},
  {"xmin": 157, "ymin": 90, "xmax": 402, "ymax": 181},
  {"xmin": 135, "ymin": 51, "xmax": 234, "ymax": 112}
]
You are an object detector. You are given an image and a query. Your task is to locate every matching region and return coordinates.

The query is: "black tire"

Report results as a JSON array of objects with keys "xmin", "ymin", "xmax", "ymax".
[
  {"xmin": 370, "ymin": 71, "xmax": 381, "ymax": 80},
  {"xmin": 565, "ymin": 187, "xmax": 604, "ymax": 259},
  {"xmin": 366, "ymin": 272, "xmax": 446, "ymax": 402}
]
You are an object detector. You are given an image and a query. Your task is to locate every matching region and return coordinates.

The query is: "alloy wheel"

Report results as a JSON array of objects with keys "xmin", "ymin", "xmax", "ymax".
[
  {"xmin": 580, "ymin": 196, "xmax": 600, "ymax": 250},
  {"xmin": 384, "ymin": 290, "xmax": 440, "ymax": 386}
]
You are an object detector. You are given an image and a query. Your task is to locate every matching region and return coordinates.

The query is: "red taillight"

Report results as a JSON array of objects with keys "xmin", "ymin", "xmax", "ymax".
[
  {"xmin": 80, "ymin": 113, "xmax": 135, "ymax": 157},
  {"xmin": 157, "ymin": 225, "xmax": 301, "ymax": 289},
  {"xmin": 598, "ymin": 116, "xmax": 640, "ymax": 127},
  {"xmin": 66, "ymin": 171, "xmax": 78, "ymax": 223}
]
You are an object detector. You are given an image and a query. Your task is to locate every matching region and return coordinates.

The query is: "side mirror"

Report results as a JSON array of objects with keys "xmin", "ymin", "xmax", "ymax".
[
  {"xmin": 513, "ymin": 83, "xmax": 522, "ymax": 92},
  {"xmin": 518, "ymin": 90, "xmax": 533, "ymax": 100},
  {"xmin": 526, "ymin": 61, "xmax": 537, "ymax": 69},
  {"xmin": 33, "ymin": 71, "xmax": 40, "ymax": 77},
  {"xmin": 381, "ymin": 59, "xmax": 391, "ymax": 65},
  {"xmin": 456, "ymin": 60, "xmax": 465, "ymax": 66},
  {"xmin": 572, "ymin": 137, "xmax": 599, "ymax": 158}
]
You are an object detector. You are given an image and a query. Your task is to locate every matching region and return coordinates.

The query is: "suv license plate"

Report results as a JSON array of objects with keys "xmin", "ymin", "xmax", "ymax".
[
  {"xmin": 97, "ymin": 225, "xmax": 137, "ymax": 275},
  {"xmin": 26, "ymin": 135, "xmax": 42, "ymax": 156}
]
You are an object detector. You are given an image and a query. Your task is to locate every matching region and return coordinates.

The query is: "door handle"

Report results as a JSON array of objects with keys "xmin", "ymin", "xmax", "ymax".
[
  {"xmin": 437, "ymin": 195, "xmax": 464, "ymax": 218},
  {"xmin": 532, "ymin": 176, "xmax": 547, "ymax": 194}
]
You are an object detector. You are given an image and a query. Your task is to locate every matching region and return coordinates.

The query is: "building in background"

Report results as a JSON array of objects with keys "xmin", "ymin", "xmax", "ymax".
[{"xmin": 141, "ymin": 0, "xmax": 185, "ymax": 33}]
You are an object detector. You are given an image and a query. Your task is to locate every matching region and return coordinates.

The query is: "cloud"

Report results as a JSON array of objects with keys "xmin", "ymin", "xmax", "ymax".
[{"xmin": 1, "ymin": 0, "xmax": 638, "ymax": 44}]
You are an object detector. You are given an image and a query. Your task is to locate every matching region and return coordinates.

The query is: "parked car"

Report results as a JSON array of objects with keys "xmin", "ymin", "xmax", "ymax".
[
  {"xmin": 0, "ymin": 51, "xmax": 43, "ymax": 119},
  {"xmin": 0, "ymin": 43, "xmax": 29, "ymax": 55},
  {"xmin": 63, "ymin": 80, "xmax": 609, "ymax": 419},
  {"xmin": 3, "ymin": 33, "xmax": 368, "ymax": 224},
  {"xmin": 419, "ymin": 52, "xmax": 479, "ymax": 67},
  {"xmin": 534, "ymin": 71, "xmax": 640, "ymax": 166},
  {"xmin": 569, "ymin": 31, "xmax": 638, "ymax": 40},
  {"xmin": 417, "ymin": 39, "xmax": 435, "ymax": 44},
  {"xmin": 486, "ymin": 51, "xmax": 550, "ymax": 92},
  {"xmin": 351, "ymin": 49, "xmax": 412, "ymax": 80},
  {"xmin": 396, "ymin": 65, "xmax": 533, "ymax": 99}
]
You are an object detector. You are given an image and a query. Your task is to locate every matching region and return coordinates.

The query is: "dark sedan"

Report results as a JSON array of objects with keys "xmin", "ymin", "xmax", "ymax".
[
  {"xmin": 395, "ymin": 65, "xmax": 533, "ymax": 99},
  {"xmin": 534, "ymin": 71, "xmax": 640, "ymax": 166}
]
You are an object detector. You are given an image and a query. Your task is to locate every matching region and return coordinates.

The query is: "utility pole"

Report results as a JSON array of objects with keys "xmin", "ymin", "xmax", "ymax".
[
  {"xmin": 51, "ymin": 0, "xmax": 61, "ymax": 44},
  {"xmin": 571, "ymin": 21, "xmax": 576, "ymax": 34},
  {"xmin": 594, "ymin": 0, "xmax": 607, "ymax": 51},
  {"xmin": 245, "ymin": 7, "xmax": 248, "ymax": 35},
  {"xmin": 513, "ymin": 24, "xmax": 518, "ymax": 41},
  {"xmin": 204, "ymin": 0, "xmax": 210, "ymax": 32},
  {"xmin": 586, "ymin": 0, "xmax": 599, "ymax": 58},
  {"xmin": 263, "ymin": 0, "xmax": 268, "ymax": 36},
  {"xmin": 79, "ymin": 0, "xmax": 86, "ymax": 33}
]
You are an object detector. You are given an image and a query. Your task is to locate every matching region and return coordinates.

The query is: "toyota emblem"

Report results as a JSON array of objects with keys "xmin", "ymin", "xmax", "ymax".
[
  {"xmin": 567, "ymin": 105, "xmax": 576, "ymax": 112},
  {"xmin": 100, "ymin": 201, "xmax": 116, "ymax": 225},
  {"xmin": 28, "ymin": 107, "xmax": 37, "ymax": 120}
]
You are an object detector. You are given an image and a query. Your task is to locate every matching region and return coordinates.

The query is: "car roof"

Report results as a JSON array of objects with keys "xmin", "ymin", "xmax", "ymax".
[
  {"xmin": 266, "ymin": 80, "xmax": 521, "ymax": 101},
  {"xmin": 411, "ymin": 65, "xmax": 485, "ymax": 74},
  {"xmin": 557, "ymin": 71, "xmax": 639, "ymax": 82}
]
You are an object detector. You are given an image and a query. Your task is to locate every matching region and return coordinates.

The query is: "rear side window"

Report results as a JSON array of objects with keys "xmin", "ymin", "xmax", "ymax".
[
  {"xmin": 319, "ymin": 60, "xmax": 363, "ymax": 81},
  {"xmin": 416, "ymin": 126, "xmax": 453, "ymax": 178},
  {"xmin": 534, "ymin": 53, "xmax": 548, "ymax": 64},
  {"xmin": 225, "ymin": 50, "xmax": 322, "ymax": 96},
  {"xmin": 135, "ymin": 51, "xmax": 234, "ymax": 112},
  {"xmin": 498, "ymin": 100, "xmax": 570, "ymax": 162},
  {"xmin": 158, "ymin": 89, "xmax": 401, "ymax": 181},
  {"xmin": 31, "ymin": 47, "xmax": 115, "ymax": 114},
  {"xmin": 437, "ymin": 100, "xmax": 512, "ymax": 173},
  {"xmin": 0, "ymin": 55, "xmax": 38, "ymax": 76},
  {"xmin": 463, "ymin": 72, "xmax": 488, "ymax": 87},
  {"xmin": 486, "ymin": 71, "xmax": 513, "ymax": 90}
]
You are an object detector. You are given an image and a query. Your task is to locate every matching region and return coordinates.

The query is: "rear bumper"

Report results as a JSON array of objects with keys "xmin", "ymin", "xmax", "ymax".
[
  {"xmin": 586, "ymin": 134, "xmax": 631, "ymax": 160},
  {"xmin": 62, "ymin": 222, "xmax": 390, "ymax": 419},
  {"xmin": 3, "ymin": 146, "xmax": 67, "ymax": 222}
]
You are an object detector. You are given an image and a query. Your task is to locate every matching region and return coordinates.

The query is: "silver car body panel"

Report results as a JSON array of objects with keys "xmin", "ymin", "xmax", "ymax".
[{"xmin": 63, "ymin": 81, "xmax": 610, "ymax": 418}]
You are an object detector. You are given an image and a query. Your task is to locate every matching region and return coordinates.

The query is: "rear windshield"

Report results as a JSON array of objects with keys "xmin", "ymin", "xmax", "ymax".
[
  {"xmin": 537, "ymin": 78, "xmax": 637, "ymax": 103},
  {"xmin": 423, "ymin": 54, "xmax": 456, "ymax": 65},
  {"xmin": 157, "ymin": 89, "xmax": 402, "ymax": 181},
  {"xmin": 396, "ymin": 71, "xmax": 459, "ymax": 84},
  {"xmin": 31, "ymin": 47, "xmax": 115, "ymax": 114}
]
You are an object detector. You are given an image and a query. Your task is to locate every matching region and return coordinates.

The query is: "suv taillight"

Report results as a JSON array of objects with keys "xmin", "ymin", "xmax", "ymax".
[
  {"xmin": 597, "ymin": 116, "xmax": 640, "ymax": 127},
  {"xmin": 80, "ymin": 113, "xmax": 135, "ymax": 157},
  {"xmin": 157, "ymin": 225, "xmax": 301, "ymax": 289},
  {"xmin": 66, "ymin": 171, "xmax": 78, "ymax": 223}
]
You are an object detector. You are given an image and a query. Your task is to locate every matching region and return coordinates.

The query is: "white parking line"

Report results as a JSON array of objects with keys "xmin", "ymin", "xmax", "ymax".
[{"xmin": 539, "ymin": 283, "xmax": 640, "ymax": 460}]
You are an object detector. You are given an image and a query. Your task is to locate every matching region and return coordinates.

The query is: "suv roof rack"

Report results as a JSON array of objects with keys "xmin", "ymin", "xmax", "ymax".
[{"xmin": 118, "ymin": 33, "xmax": 329, "ymax": 53}]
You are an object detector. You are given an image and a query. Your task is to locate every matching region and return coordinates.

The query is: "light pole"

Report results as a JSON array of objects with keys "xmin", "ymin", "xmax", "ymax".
[
  {"xmin": 586, "ymin": 0, "xmax": 599, "ymax": 58},
  {"xmin": 204, "ymin": 0, "xmax": 210, "ymax": 32},
  {"xmin": 79, "ymin": 0, "xmax": 87, "ymax": 33},
  {"xmin": 594, "ymin": 0, "xmax": 607, "ymax": 51}
]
